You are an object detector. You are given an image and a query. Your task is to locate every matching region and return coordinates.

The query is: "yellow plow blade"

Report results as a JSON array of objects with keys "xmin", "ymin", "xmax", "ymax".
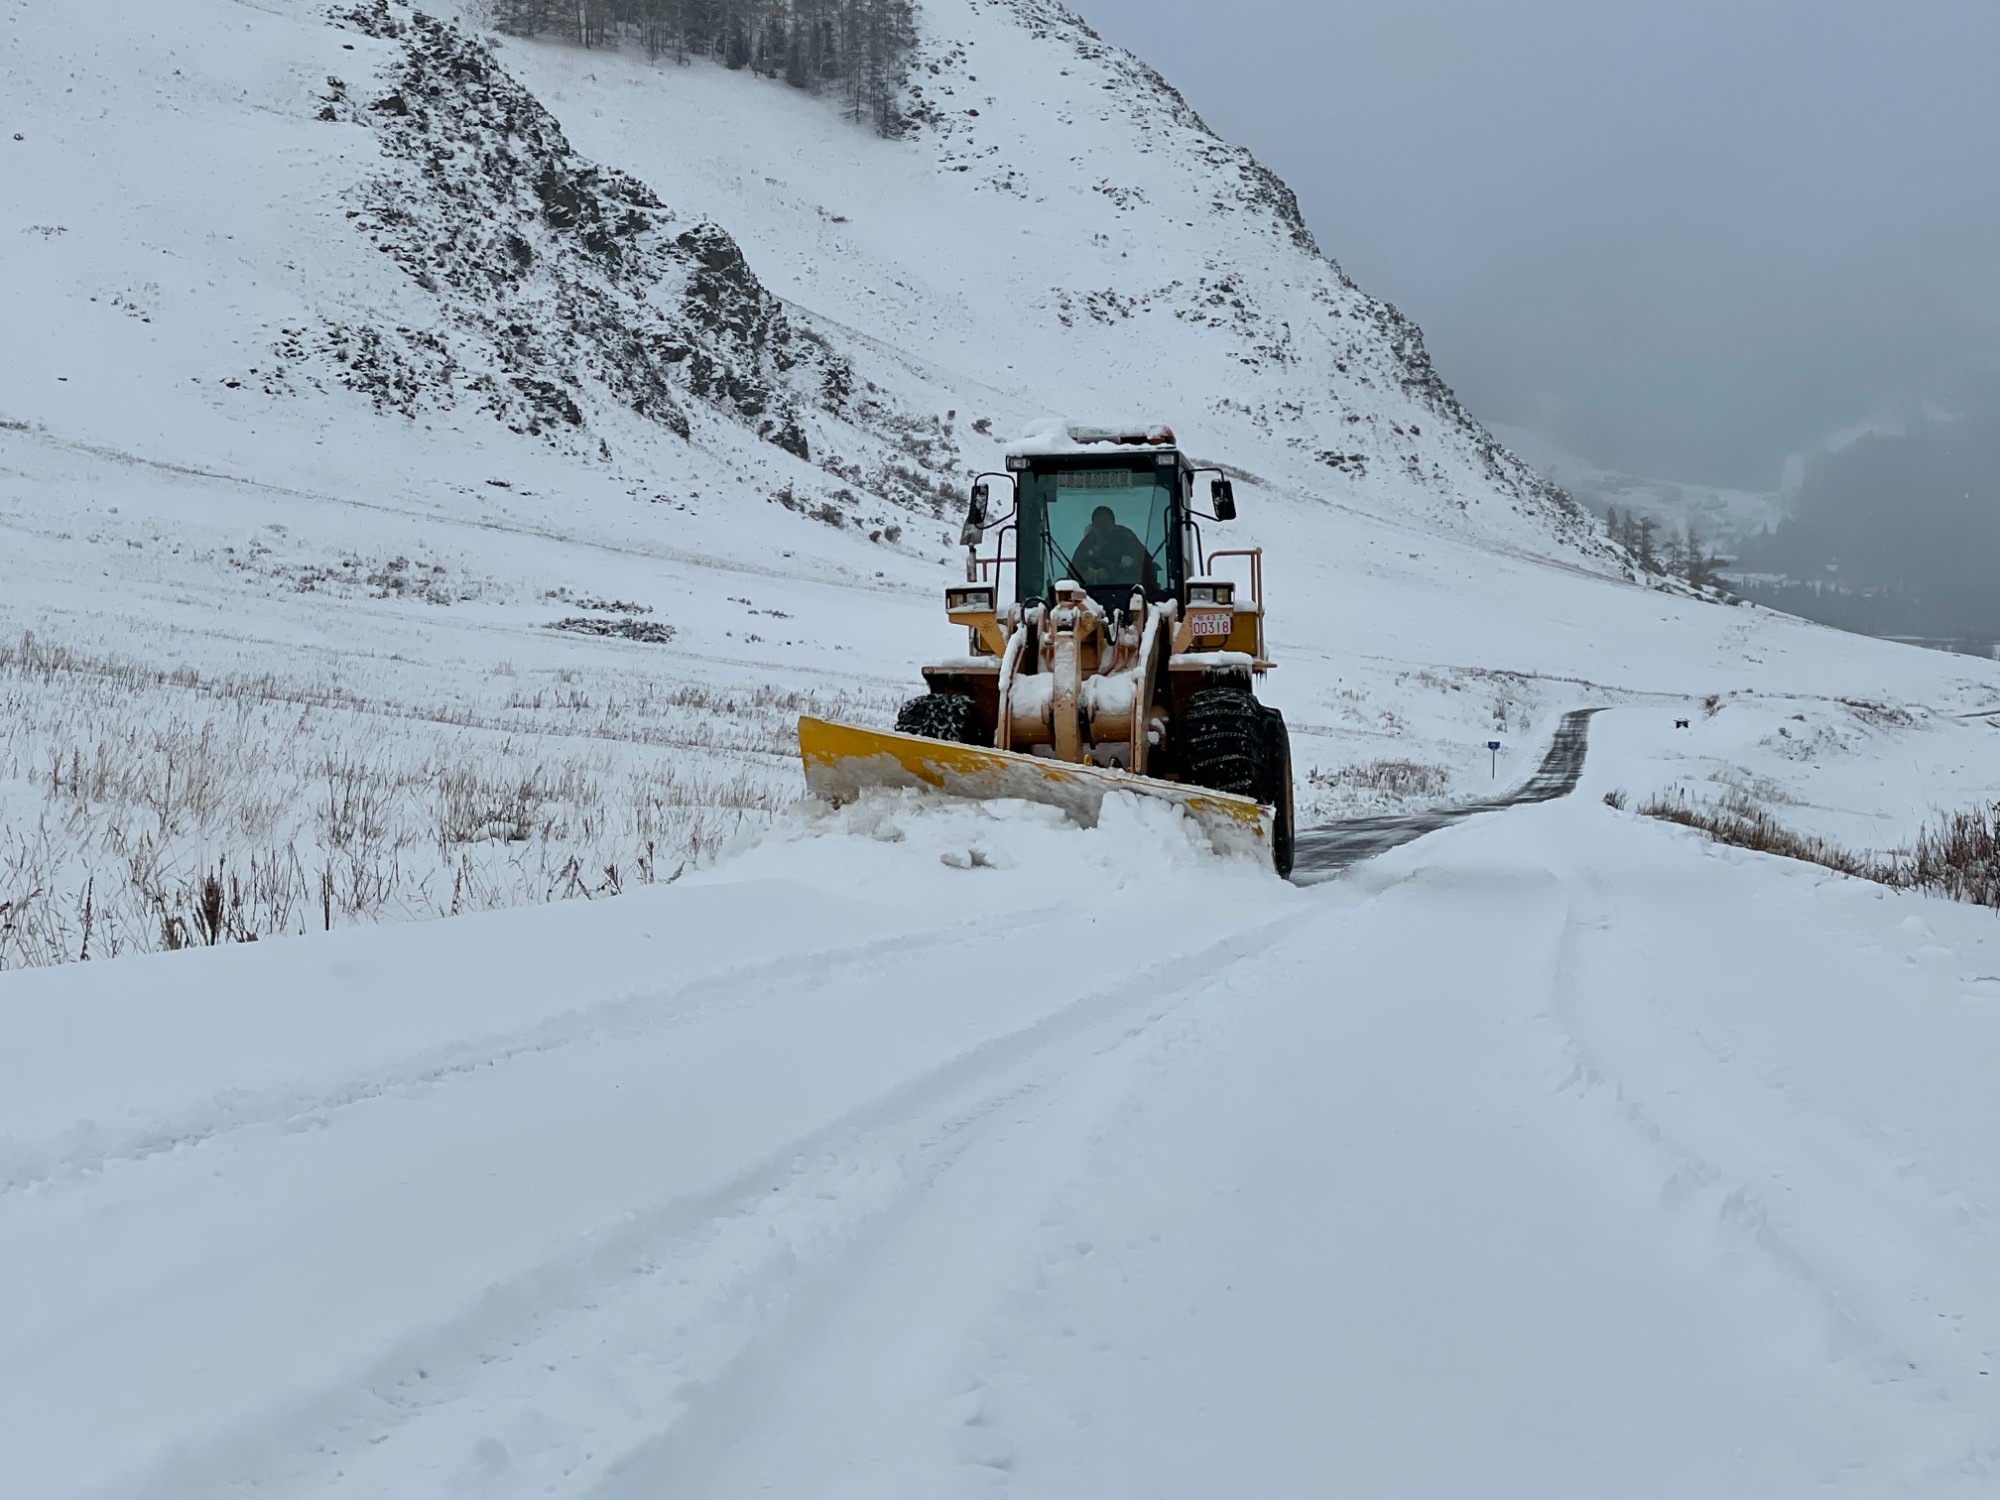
[{"xmin": 798, "ymin": 716, "xmax": 1272, "ymax": 860}]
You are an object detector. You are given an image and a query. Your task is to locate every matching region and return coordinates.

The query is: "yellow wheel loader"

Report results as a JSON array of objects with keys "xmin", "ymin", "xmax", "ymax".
[{"xmin": 799, "ymin": 423, "xmax": 1295, "ymax": 876}]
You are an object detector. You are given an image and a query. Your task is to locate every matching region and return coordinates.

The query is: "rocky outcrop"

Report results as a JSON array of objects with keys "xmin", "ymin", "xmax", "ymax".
[{"xmin": 282, "ymin": 3, "xmax": 869, "ymax": 472}]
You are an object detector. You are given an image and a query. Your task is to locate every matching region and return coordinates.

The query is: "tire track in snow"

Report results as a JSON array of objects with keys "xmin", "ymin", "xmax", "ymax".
[
  {"xmin": 582, "ymin": 910, "xmax": 1325, "ymax": 1500},
  {"xmin": 1538, "ymin": 856, "xmax": 2000, "ymax": 1485},
  {"xmin": 93, "ymin": 904, "xmax": 1319, "ymax": 1500},
  {"xmin": 0, "ymin": 908, "xmax": 1064, "ymax": 1202}
]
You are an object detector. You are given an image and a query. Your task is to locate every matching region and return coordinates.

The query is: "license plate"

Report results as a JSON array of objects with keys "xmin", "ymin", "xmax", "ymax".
[{"xmin": 1188, "ymin": 611, "xmax": 1232, "ymax": 637}]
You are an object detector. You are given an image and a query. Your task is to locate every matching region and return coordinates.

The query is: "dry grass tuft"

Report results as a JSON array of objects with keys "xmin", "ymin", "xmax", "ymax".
[
  {"xmin": 1642, "ymin": 786, "xmax": 2000, "ymax": 914},
  {"xmin": 1309, "ymin": 760, "xmax": 1451, "ymax": 800},
  {"xmin": 1637, "ymin": 788, "xmax": 1897, "ymax": 882},
  {"xmin": 1907, "ymin": 804, "xmax": 2000, "ymax": 909}
]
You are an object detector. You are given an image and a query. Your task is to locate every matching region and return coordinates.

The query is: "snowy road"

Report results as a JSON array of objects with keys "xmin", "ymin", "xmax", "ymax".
[
  {"xmin": 1292, "ymin": 707, "xmax": 1601, "ymax": 882},
  {"xmin": 6, "ymin": 711, "xmax": 2000, "ymax": 1498}
]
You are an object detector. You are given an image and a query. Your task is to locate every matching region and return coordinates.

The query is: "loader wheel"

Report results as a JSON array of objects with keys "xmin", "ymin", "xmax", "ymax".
[
  {"xmin": 895, "ymin": 692, "xmax": 986, "ymax": 745},
  {"xmin": 1261, "ymin": 707, "xmax": 1296, "ymax": 879},
  {"xmin": 1180, "ymin": 687, "xmax": 1266, "ymax": 799}
]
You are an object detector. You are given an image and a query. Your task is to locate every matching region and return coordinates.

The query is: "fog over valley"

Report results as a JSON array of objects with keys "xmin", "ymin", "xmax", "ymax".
[{"xmin": 1077, "ymin": 0, "xmax": 2000, "ymax": 647}]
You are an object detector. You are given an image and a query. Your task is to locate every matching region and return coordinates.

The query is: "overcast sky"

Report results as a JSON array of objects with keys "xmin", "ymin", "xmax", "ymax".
[{"xmin": 1073, "ymin": 0, "xmax": 2000, "ymax": 489}]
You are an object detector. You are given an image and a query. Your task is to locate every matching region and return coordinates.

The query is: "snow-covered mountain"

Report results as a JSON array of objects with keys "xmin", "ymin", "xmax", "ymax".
[
  {"xmin": 2, "ymin": 0, "xmax": 1596, "ymax": 558},
  {"xmin": 467, "ymin": 0, "xmax": 1599, "ymax": 549}
]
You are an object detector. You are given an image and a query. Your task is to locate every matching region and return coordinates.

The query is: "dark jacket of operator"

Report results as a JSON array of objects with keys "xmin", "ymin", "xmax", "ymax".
[{"xmin": 1068, "ymin": 505, "xmax": 1157, "ymax": 590}]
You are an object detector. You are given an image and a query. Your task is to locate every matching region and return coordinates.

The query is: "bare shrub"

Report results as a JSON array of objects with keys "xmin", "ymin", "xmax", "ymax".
[
  {"xmin": 1640, "ymin": 787, "xmax": 2000, "ymax": 914},
  {"xmin": 1907, "ymin": 804, "xmax": 2000, "ymax": 909},
  {"xmin": 1603, "ymin": 788, "xmax": 1627, "ymax": 810},
  {"xmin": 1638, "ymin": 788, "xmax": 1899, "ymax": 882},
  {"xmin": 548, "ymin": 616, "xmax": 677, "ymax": 644}
]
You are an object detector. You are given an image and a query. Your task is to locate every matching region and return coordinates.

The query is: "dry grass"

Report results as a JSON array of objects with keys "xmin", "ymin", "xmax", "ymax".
[
  {"xmin": 1297, "ymin": 757, "xmax": 1455, "ymax": 823},
  {"xmin": 1907, "ymin": 804, "xmax": 2000, "ymax": 908},
  {"xmin": 1636, "ymin": 788, "xmax": 1897, "ymax": 882},
  {"xmin": 0, "ymin": 630, "xmax": 848, "ymax": 970},
  {"xmin": 0, "ymin": 632, "xmax": 892, "ymax": 761},
  {"xmin": 1635, "ymin": 786, "xmax": 2000, "ymax": 915},
  {"xmin": 1309, "ymin": 759, "xmax": 1451, "ymax": 799}
]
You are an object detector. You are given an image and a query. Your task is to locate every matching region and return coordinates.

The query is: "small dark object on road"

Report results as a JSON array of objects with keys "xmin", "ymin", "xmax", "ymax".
[{"xmin": 1675, "ymin": 718, "xmax": 1691, "ymax": 729}]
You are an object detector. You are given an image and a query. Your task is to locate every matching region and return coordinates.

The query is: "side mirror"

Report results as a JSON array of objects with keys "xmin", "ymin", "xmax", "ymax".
[
  {"xmin": 960, "ymin": 480, "xmax": 990, "ymax": 547},
  {"xmin": 1211, "ymin": 477, "xmax": 1237, "ymax": 522}
]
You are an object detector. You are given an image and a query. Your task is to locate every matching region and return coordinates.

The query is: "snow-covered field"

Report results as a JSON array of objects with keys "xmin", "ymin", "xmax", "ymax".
[
  {"xmin": 6, "ymin": 0, "xmax": 2000, "ymax": 1492},
  {"xmin": 10, "ymin": 720, "xmax": 2000, "ymax": 1497}
]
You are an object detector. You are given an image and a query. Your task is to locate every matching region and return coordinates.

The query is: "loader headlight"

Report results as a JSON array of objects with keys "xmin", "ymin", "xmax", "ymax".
[
  {"xmin": 946, "ymin": 584, "xmax": 996, "ymax": 614},
  {"xmin": 1185, "ymin": 581, "xmax": 1235, "ymax": 606}
]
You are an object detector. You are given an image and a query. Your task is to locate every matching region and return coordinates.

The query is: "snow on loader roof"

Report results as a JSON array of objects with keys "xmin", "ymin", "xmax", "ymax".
[{"xmin": 1006, "ymin": 419, "xmax": 1180, "ymax": 457}]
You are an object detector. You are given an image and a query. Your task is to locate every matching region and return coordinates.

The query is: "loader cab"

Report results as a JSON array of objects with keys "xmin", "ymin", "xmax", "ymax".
[{"xmin": 1006, "ymin": 445, "xmax": 1192, "ymax": 619}]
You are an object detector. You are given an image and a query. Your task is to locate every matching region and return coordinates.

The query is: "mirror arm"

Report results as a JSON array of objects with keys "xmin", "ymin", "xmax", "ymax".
[{"xmin": 962, "ymin": 470, "xmax": 1018, "ymax": 576}]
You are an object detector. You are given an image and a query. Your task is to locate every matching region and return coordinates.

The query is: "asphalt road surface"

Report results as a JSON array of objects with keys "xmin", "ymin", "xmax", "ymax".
[{"xmin": 1291, "ymin": 708, "xmax": 1602, "ymax": 885}]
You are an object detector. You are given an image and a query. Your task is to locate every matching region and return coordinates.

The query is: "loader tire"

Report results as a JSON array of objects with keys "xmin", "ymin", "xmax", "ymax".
[
  {"xmin": 895, "ymin": 692, "xmax": 986, "ymax": 746},
  {"xmin": 1261, "ymin": 706, "xmax": 1296, "ymax": 879},
  {"xmin": 1180, "ymin": 687, "xmax": 1266, "ymax": 800}
]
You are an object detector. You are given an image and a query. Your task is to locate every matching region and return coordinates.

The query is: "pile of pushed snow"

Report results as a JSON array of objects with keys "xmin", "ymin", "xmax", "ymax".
[{"xmin": 702, "ymin": 787, "xmax": 1287, "ymax": 901}]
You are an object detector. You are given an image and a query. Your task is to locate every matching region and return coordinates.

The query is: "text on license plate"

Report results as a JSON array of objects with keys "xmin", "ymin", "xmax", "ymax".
[{"xmin": 1188, "ymin": 611, "xmax": 1232, "ymax": 636}]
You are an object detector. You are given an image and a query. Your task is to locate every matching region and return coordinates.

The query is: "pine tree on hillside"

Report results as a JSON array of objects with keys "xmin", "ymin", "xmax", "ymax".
[
  {"xmin": 493, "ymin": 0, "xmax": 555, "ymax": 36},
  {"xmin": 1664, "ymin": 523, "xmax": 1690, "ymax": 581},
  {"xmin": 1681, "ymin": 522, "xmax": 1727, "ymax": 591},
  {"xmin": 493, "ymin": 0, "xmax": 917, "ymax": 135},
  {"xmin": 725, "ymin": 5, "xmax": 752, "ymax": 68}
]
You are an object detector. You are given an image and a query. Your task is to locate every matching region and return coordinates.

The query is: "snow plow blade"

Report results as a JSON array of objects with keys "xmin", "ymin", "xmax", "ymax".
[{"xmin": 798, "ymin": 716, "xmax": 1272, "ymax": 859}]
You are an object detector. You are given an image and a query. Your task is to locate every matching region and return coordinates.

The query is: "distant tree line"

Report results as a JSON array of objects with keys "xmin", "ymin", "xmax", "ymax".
[
  {"xmin": 1728, "ymin": 575, "xmax": 1995, "ymax": 655},
  {"xmin": 1604, "ymin": 507, "xmax": 1727, "ymax": 591},
  {"xmin": 489, "ymin": 0, "xmax": 917, "ymax": 135}
]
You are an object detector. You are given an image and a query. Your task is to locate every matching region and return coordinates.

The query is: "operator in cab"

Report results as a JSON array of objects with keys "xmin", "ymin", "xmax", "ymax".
[{"xmin": 1069, "ymin": 504, "xmax": 1158, "ymax": 591}]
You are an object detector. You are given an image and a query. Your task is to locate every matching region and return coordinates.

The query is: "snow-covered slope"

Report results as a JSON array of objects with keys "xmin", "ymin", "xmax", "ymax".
[{"xmin": 489, "ymin": 0, "xmax": 1593, "ymax": 550}]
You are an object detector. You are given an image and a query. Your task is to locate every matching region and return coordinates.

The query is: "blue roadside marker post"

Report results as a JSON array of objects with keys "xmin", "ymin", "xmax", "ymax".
[{"xmin": 1487, "ymin": 739, "xmax": 1501, "ymax": 778}]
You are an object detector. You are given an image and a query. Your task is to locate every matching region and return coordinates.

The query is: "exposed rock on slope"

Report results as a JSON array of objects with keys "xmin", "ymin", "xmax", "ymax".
[
  {"xmin": 279, "ymin": 1, "xmax": 957, "ymax": 517},
  {"xmin": 881, "ymin": 0, "xmax": 1599, "ymax": 553}
]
